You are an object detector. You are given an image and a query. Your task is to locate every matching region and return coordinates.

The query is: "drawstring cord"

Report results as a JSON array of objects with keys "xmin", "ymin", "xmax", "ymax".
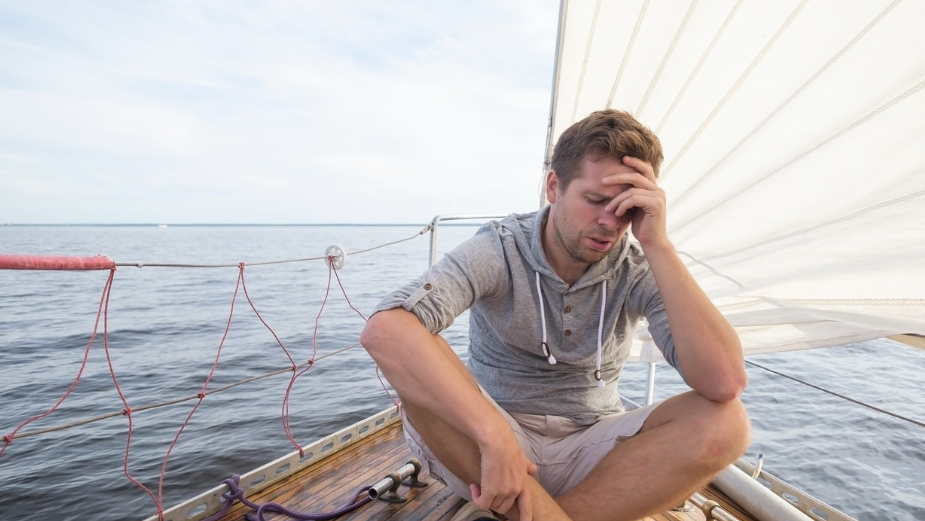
[
  {"xmin": 535, "ymin": 271, "xmax": 556, "ymax": 364},
  {"xmin": 595, "ymin": 281, "xmax": 606, "ymax": 388}
]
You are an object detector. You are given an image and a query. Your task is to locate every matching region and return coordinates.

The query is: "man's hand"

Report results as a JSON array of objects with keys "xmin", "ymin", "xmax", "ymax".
[
  {"xmin": 602, "ymin": 156, "xmax": 668, "ymax": 247},
  {"xmin": 470, "ymin": 430, "xmax": 538, "ymax": 520}
]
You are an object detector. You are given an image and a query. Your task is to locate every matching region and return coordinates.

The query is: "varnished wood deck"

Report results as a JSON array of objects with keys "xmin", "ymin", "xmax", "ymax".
[{"xmin": 210, "ymin": 420, "xmax": 758, "ymax": 521}]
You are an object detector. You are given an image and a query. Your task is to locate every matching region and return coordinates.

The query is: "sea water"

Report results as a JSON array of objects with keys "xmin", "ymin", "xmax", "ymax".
[{"xmin": 0, "ymin": 225, "xmax": 922, "ymax": 521}]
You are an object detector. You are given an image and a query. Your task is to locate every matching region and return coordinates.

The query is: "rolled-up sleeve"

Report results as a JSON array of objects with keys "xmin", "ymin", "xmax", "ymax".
[{"xmin": 371, "ymin": 225, "xmax": 508, "ymax": 334}]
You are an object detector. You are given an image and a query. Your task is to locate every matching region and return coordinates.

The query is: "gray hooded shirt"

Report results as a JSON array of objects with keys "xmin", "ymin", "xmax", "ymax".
[{"xmin": 372, "ymin": 206, "xmax": 683, "ymax": 425}]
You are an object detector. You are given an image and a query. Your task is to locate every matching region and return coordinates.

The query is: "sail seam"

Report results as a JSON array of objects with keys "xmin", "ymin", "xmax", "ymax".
[
  {"xmin": 698, "ymin": 188, "xmax": 925, "ymax": 262},
  {"xmin": 636, "ymin": 0, "xmax": 699, "ymax": 119},
  {"xmin": 717, "ymin": 297, "xmax": 925, "ymax": 311},
  {"xmin": 605, "ymin": 0, "xmax": 650, "ymax": 109},
  {"xmin": 570, "ymin": 0, "xmax": 602, "ymax": 123},
  {"xmin": 670, "ymin": 78, "xmax": 925, "ymax": 235},
  {"xmin": 669, "ymin": 0, "xmax": 904, "ymax": 210},
  {"xmin": 655, "ymin": 0, "xmax": 742, "ymax": 134},
  {"xmin": 661, "ymin": 0, "xmax": 810, "ymax": 180}
]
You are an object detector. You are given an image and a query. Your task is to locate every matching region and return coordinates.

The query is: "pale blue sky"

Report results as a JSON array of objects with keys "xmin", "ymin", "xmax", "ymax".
[{"xmin": 0, "ymin": 1, "xmax": 559, "ymax": 224}]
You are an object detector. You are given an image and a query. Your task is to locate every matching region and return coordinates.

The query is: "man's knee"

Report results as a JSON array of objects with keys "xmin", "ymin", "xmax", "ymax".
[
  {"xmin": 650, "ymin": 392, "xmax": 750, "ymax": 471},
  {"xmin": 692, "ymin": 397, "xmax": 751, "ymax": 469}
]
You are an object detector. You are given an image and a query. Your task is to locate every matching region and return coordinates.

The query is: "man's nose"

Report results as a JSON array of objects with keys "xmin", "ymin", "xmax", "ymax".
[{"xmin": 597, "ymin": 206, "xmax": 620, "ymax": 230}]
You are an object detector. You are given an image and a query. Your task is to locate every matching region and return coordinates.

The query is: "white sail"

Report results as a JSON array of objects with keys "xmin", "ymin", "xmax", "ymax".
[{"xmin": 543, "ymin": 0, "xmax": 925, "ymax": 359}]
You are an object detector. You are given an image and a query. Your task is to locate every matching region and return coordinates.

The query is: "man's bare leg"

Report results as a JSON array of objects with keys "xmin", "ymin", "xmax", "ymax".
[
  {"xmin": 399, "ymin": 334, "xmax": 573, "ymax": 520},
  {"xmin": 554, "ymin": 392, "xmax": 751, "ymax": 521},
  {"xmin": 401, "ymin": 334, "xmax": 749, "ymax": 521}
]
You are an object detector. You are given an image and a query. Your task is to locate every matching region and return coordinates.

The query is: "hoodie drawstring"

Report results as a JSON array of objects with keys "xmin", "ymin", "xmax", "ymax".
[
  {"xmin": 535, "ymin": 271, "xmax": 556, "ymax": 364},
  {"xmin": 535, "ymin": 271, "xmax": 606, "ymax": 387},
  {"xmin": 595, "ymin": 281, "xmax": 607, "ymax": 388}
]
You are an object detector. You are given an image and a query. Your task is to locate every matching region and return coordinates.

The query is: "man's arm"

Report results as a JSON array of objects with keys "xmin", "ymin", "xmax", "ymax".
[
  {"xmin": 361, "ymin": 307, "xmax": 537, "ymax": 517},
  {"xmin": 604, "ymin": 156, "xmax": 747, "ymax": 402}
]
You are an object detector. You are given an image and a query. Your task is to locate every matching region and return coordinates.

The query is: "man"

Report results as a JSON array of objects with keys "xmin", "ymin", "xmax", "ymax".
[{"xmin": 360, "ymin": 109, "xmax": 750, "ymax": 521}]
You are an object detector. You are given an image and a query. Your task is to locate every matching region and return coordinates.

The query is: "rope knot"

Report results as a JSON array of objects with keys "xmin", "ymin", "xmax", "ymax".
[
  {"xmin": 238, "ymin": 262, "xmax": 246, "ymax": 270},
  {"xmin": 121, "ymin": 407, "xmax": 132, "ymax": 416},
  {"xmin": 197, "ymin": 392, "xmax": 206, "ymax": 399},
  {"xmin": 2, "ymin": 434, "xmax": 13, "ymax": 444}
]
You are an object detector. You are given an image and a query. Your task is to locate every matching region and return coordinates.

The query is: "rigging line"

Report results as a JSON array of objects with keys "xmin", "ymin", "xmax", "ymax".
[
  {"xmin": 635, "ymin": 0, "xmax": 699, "ymax": 119},
  {"xmin": 699, "ymin": 188, "xmax": 925, "ymax": 263},
  {"xmin": 745, "ymin": 360, "xmax": 925, "ymax": 429},
  {"xmin": 669, "ymin": 78, "xmax": 925, "ymax": 235},
  {"xmin": 745, "ymin": 330, "xmax": 908, "ymax": 357},
  {"xmin": 670, "ymin": 0, "xmax": 904, "ymax": 210},
  {"xmin": 111, "ymin": 226, "xmax": 431, "ymax": 269},
  {"xmin": 0, "ymin": 268, "xmax": 115, "ymax": 461},
  {"xmin": 569, "ymin": 0, "xmax": 602, "ymax": 123},
  {"xmin": 281, "ymin": 257, "xmax": 341, "ymax": 455},
  {"xmin": 660, "ymin": 0, "xmax": 810, "ymax": 181},
  {"xmin": 677, "ymin": 250, "xmax": 746, "ymax": 289},
  {"xmin": 655, "ymin": 0, "xmax": 742, "ymax": 135},
  {"xmin": 605, "ymin": 0, "xmax": 650, "ymax": 109},
  {"xmin": 240, "ymin": 264, "xmax": 297, "ymax": 368},
  {"xmin": 101, "ymin": 269, "xmax": 161, "ymax": 515},
  {"xmin": 6, "ymin": 342, "xmax": 364, "ymax": 442},
  {"xmin": 764, "ymin": 297, "xmax": 925, "ymax": 307},
  {"xmin": 155, "ymin": 266, "xmax": 245, "ymax": 513}
]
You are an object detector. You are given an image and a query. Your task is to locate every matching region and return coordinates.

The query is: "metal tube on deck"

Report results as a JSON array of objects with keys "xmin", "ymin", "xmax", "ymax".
[
  {"xmin": 644, "ymin": 362, "xmax": 657, "ymax": 405},
  {"xmin": 690, "ymin": 492, "xmax": 740, "ymax": 521},
  {"xmin": 712, "ymin": 464, "xmax": 812, "ymax": 521},
  {"xmin": 367, "ymin": 460, "xmax": 421, "ymax": 500}
]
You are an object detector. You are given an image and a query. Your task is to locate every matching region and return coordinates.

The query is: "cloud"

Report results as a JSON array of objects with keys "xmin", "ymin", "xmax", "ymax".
[{"xmin": 0, "ymin": 0, "xmax": 560, "ymax": 223}]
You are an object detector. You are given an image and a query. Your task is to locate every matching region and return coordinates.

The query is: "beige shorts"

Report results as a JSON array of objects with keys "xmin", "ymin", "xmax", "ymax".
[{"xmin": 401, "ymin": 387, "xmax": 659, "ymax": 499}]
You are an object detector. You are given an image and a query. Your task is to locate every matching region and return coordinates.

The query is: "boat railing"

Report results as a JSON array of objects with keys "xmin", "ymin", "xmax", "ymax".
[{"xmin": 426, "ymin": 214, "xmax": 509, "ymax": 267}]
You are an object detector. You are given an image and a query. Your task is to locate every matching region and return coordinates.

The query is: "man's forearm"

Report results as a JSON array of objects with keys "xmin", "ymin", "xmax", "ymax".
[
  {"xmin": 641, "ymin": 240, "xmax": 747, "ymax": 401},
  {"xmin": 360, "ymin": 307, "xmax": 512, "ymax": 444}
]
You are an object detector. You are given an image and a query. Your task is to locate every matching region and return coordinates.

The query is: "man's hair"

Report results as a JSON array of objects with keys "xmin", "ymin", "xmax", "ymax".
[{"xmin": 550, "ymin": 109, "xmax": 664, "ymax": 190}]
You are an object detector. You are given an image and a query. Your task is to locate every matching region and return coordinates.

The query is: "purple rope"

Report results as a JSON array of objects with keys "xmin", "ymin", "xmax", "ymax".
[{"xmin": 201, "ymin": 474, "xmax": 373, "ymax": 521}]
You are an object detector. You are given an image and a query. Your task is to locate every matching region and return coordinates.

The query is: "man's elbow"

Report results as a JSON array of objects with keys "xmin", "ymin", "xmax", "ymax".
[{"xmin": 705, "ymin": 370, "xmax": 748, "ymax": 403}]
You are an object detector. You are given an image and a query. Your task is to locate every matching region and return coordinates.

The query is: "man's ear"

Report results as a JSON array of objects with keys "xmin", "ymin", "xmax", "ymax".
[{"xmin": 545, "ymin": 170, "xmax": 559, "ymax": 204}]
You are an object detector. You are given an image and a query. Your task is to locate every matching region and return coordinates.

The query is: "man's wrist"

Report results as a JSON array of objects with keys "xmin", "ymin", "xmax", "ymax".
[{"xmin": 638, "ymin": 236, "xmax": 674, "ymax": 256}]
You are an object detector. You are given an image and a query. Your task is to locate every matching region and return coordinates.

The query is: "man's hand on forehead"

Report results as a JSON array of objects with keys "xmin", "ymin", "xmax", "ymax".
[{"xmin": 600, "ymin": 156, "xmax": 668, "ymax": 245}]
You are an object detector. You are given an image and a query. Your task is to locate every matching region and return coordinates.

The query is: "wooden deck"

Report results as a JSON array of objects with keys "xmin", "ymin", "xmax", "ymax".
[{"xmin": 209, "ymin": 419, "xmax": 757, "ymax": 521}]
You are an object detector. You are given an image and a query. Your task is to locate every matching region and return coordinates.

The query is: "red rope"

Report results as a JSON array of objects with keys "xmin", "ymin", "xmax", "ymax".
[
  {"xmin": 331, "ymin": 262, "xmax": 400, "ymax": 410},
  {"xmin": 278, "ymin": 260, "xmax": 336, "ymax": 455},
  {"xmin": 153, "ymin": 265, "xmax": 245, "ymax": 518},
  {"xmin": 2, "ymin": 249, "xmax": 407, "ymax": 518},
  {"xmin": 0, "ymin": 268, "xmax": 117, "ymax": 460},
  {"xmin": 100, "ymin": 269, "xmax": 163, "ymax": 518}
]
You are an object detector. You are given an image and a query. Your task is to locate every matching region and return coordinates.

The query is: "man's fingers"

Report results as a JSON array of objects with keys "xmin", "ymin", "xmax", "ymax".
[
  {"xmin": 470, "ymin": 484, "xmax": 491, "ymax": 510},
  {"xmin": 493, "ymin": 496, "xmax": 517, "ymax": 516},
  {"xmin": 622, "ymin": 155, "xmax": 657, "ymax": 181},
  {"xmin": 518, "ymin": 487, "xmax": 534, "ymax": 521}
]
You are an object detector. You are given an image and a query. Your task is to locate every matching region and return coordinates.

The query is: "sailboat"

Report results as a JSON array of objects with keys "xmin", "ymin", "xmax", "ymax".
[{"xmin": 2, "ymin": 0, "xmax": 923, "ymax": 520}]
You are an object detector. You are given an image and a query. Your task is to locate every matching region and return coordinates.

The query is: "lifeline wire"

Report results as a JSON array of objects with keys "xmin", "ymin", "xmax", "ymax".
[{"xmin": 746, "ymin": 360, "xmax": 925, "ymax": 429}]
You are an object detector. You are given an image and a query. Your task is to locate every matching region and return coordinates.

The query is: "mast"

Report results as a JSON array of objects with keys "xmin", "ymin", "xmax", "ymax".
[{"xmin": 539, "ymin": 0, "xmax": 569, "ymax": 209}]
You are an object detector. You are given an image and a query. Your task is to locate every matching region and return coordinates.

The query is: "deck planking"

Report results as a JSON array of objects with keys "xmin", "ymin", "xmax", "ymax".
[{"xmin": 211, "ymin": 421, "xmax": 756, "ymax": 521}]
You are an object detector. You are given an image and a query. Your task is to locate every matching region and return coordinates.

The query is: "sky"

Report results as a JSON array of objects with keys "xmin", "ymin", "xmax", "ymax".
[{"xmin": 0, "ymin": 0, "xmax": 560, "ymax": 224}]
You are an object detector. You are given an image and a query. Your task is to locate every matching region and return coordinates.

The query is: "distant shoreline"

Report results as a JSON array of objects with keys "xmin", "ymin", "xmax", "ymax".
[{"xmin": 0, "ymin": 222, "xmax": 484, "ymax": 227}]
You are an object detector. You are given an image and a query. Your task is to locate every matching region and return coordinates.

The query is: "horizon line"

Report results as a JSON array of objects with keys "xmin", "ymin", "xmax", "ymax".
[{"xmin": 0, "ymin": 222, "xmax": 485, "ymax": 227}]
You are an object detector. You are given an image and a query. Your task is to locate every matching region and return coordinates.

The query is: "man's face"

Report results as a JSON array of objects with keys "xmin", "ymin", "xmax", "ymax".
[{"xmin": 546, "ymin": 155, "xmax": 637, "ymax": 267}]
